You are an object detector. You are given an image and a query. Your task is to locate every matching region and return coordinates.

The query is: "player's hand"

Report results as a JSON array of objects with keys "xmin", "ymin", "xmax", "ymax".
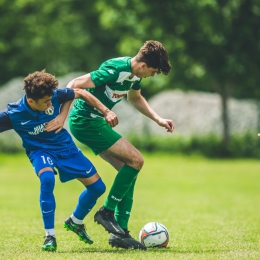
[
  {"xmin": 104, "ymin": 110, "xmax": 119, "ymax": 127},
  {"xmin": 157, "ymin": 118, "xmax": 174, "ymax": 133},
  {"xmin": 45, "ymin": 115, "xmax": 66, "ymax": 133},
  {"xmin": 258, "ymin": 133, "xmax": 260, "ymax": 137}
]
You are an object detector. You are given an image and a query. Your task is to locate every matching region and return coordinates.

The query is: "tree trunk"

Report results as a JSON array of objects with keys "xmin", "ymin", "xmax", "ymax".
[
  {"xmin": 257, "ymin": 101, "xmax": 260, "ymax": 131},
  {"xmin": 221, "ymin": 92, "xmax": 229, "ymax": 147},
  {"xmin": 212, "ymin": 79, "xmax": 232, "ymax": 150}
]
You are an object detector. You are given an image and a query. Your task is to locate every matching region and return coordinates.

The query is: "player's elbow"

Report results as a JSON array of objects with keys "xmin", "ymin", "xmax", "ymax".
[
  {"xmin": 73, "ymin": 88, "xmax": 84, "ymax": 99},
  {"xmin": 67, "ymin": 79, "xmax": 80, "ymax": 90}
]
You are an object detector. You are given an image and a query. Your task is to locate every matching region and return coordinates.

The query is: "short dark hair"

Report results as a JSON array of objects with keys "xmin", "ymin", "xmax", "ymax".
[
  {"xmin": 136, "ymin": 40, "xmax": 171, "ymax": 75},
  {"xmin": 23, "ymin": 70, "xmax": 59, "ymax": 100}
]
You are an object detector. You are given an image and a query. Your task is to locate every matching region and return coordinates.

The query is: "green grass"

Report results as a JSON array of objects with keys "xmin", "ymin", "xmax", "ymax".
[{"xmin": 0, "ymin": 151, "xmax": 260, "ymax": 259}]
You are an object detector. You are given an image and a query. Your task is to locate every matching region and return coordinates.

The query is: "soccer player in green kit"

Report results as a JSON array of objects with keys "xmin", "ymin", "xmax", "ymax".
[{"xmin": 67, "ymin": 40, "xmax": 174, "ymax": 250}]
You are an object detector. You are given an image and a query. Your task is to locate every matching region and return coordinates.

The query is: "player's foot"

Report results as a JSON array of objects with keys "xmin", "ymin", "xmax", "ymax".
[
  {"xmin": 94, "ymin": 206, "xmax": 125, "ymax": 236},
  {"xmin": 64, "ymin": 217, "xmax": 93, "ymax": 244},
  {"xmin": 109, "ymin": 230, "xmax": 147, "ymax": 250},
  {"xmin": 41, "ymin": 235, "xmax": 57, "ymax": 251}
]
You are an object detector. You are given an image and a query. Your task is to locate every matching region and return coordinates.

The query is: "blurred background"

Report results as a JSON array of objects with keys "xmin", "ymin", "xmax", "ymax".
[{"xmin": 1, "ymin": 0, "xmax": 260, "ymax": 158}]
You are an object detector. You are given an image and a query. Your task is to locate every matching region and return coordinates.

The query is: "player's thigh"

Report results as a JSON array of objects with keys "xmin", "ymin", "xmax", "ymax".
[
  {"xmin": 57, "ymin": 148, "xmax": 98, "ymax": 183},
  {"xmin": 100, "ymin": 138, "xmax": 144, "ymax": 170},
  {"xmin": 99, "ymin": 152, "xmax": 125, "ymax": 171}
]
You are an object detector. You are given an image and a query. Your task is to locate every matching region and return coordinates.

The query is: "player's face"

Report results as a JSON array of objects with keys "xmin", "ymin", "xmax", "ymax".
[
  {"xmin": 136, "ymin": 64, "xmax": 159, "ymax": 78},
  {"xmin": 28, "ymin": 95, "xmax": 53, "ymax": 111}
]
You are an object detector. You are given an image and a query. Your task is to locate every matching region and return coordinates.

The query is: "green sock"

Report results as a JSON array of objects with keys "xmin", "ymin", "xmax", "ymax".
[
  {"xmin": 104, "ymin": 165, "xmax": 139, "ymax": 211},
  {"xmin": 115, "ymin": 178, "xmax": 137, "ymax": 229}
]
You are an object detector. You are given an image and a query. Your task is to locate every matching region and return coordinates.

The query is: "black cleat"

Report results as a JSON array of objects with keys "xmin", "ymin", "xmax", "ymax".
[
  {"xmin": 41, "ymin": 235, "xmax": 57, "ymax": 251},
  {"xmin": 64, "ymin": 217, "xmax": 93, "ymax": 244},
  {"xmin": 109, "ymin": 230, "xmax": 147, "ymax": 250},
  {"xmin": 94, "ymin": 207, "xmax": 125, "ymax": 236}
]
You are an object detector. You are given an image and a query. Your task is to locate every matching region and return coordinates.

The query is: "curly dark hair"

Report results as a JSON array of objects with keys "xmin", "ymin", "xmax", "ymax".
[
  {"xmin": 23, "ymin": 70, "xmax": 59, "ymax": 100},
  {"xmin": 136, "ymin": 40, "xmax": 171, "ymax": 75}
]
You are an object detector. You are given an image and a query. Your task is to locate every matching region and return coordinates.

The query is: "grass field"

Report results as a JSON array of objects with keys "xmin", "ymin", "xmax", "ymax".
[{"xmin": 0, "ymin": 151, "xmax": 260, "ymax": 260}]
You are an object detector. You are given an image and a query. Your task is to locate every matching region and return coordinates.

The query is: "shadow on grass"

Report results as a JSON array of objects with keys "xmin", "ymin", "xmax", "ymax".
[
  {"xmin": 56, "ymin": 246, "xmax": 169, "ymax": 254},
  {"xmin": 55, "ymin": 246, "xmax": 233, "ymax": 254}
]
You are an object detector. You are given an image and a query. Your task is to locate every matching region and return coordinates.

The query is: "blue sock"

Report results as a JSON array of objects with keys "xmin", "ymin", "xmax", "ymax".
[
  {"xmin": 73, "ymin": 178, "xmax": 106, "ymax": 220},
  {"xmin": 39, "ymin": 171, "xmax": 56, "ymax": 229}
]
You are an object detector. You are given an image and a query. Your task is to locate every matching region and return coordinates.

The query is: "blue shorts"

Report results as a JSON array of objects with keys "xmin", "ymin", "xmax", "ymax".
[{"xmin": 27, "ymin": 147, "xmax": 97, "ymax": 183}]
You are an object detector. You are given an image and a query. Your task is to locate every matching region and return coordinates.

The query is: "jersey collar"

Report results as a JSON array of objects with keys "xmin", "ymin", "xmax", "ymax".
[
  {"xmin": 127, "ymin": 58, "xmax": 141, "ymax": 81},
  {"xmin": 22, "ymin": 95, "xmax": 39, "ymax": 117}
]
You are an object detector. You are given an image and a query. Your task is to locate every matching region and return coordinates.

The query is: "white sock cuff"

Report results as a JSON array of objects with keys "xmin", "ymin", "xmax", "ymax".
[
  {"xmin": 45, "ymin": 229, "xmax": 56, "ymax": 237},
  {"xmin": 71, "ymin": 214, "xmax": 83, "ymax": 225}
]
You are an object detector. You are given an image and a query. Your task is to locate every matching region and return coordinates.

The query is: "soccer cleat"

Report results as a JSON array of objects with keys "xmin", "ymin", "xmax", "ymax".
[
  {"xmin": 109, "ymin": 230, "xmax": 147, "ymax": 250},
  {"xmin": 41, "ymin": 235, "xmax": 57, "ymax": 251},
  {"xmin": 64, "ymin": 217, "xmax": 93, "ymax": 244},
  {"xmin": 94, "ymin": 207, "xmax": 125, "ymax": 236}
]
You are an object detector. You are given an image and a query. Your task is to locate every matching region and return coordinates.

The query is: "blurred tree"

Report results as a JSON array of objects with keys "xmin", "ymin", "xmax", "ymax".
[
  {"xmin": 0, "ymin": 0, "xmax": 118, "ymax": 86},
  {"xmin": 171, "ymin": 0, "xmax": 260, "ymax": 147},
  {"xmin": 1, "ymin": 0, "xmax": 260, "ymax": 150},
  {"xmin": 94, "ymin": 0, "xmax": 260, "ymax": 149}
]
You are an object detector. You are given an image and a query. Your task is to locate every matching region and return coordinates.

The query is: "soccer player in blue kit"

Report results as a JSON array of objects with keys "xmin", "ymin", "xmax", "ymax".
[{"xmin": 0, "ymin": 70, "xmax": 118, "ymax": 251}]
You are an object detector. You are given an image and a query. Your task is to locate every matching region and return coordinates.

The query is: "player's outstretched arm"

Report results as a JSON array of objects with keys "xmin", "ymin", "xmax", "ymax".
[
  {"xmin": 74, "ymin": 89, "xmax": 118, "ymax": 127},
  {"xmin": 128, "ymin": 89, "xmax": 174, "ymax": 133},
  {"xmin": 67, "ymin": 74, "xmax": 119, "ymax": 127}
]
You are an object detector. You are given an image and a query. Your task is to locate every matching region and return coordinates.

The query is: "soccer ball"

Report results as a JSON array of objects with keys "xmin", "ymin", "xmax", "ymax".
[{"xmin": 139, "ymin": 222, "xmax": 170, "ymax": 248}]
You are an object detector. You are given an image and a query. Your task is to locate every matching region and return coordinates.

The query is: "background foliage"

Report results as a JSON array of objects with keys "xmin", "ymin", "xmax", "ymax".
[
  {"xmin": 2, "ymin": 0, "xmax": 260, "ymax": 97},
  {"xmin": 1, "ymin": 0, "xmax": 260, "ymax": 154}
]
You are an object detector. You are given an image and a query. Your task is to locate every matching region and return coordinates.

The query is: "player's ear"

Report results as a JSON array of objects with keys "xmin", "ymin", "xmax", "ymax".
[
  {"xmin": 139, "ymin": 62, "xmax": 147, "ymax": 69},
  {"xmin": 27, "ymin": 98, "xmax": 35, "ymax": 105}
]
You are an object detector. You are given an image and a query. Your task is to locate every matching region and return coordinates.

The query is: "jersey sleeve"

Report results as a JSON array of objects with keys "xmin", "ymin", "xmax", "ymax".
[
  {"xmin": 56, "ymin": 88, "xmax": 75, "ymax": 104},
  {"xmin": 131, "ymin": 80, "xmax": 142, "ymax": 90},
  {"xmin": 90, "ymin": 65, "xmax": 120, "ymax": 87},
  {"xmin": 0, "ymin": 109, "xmax": 13, "ymax": 132}
]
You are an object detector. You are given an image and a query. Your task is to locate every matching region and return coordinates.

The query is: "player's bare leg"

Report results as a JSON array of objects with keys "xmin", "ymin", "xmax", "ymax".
[{"xmin": 99, "ymin": 138, "xmax": 144, "ymax": 170}]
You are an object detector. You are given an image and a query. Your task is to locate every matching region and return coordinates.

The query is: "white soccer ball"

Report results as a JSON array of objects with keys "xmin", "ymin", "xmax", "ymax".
[{"xmin": 139, "ymin": 222, "xmax": 170, "ymax": 248}]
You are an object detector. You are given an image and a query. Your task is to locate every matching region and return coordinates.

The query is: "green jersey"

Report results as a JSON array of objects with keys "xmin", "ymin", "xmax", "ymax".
[{"xmin": 71, "ymin": 56, "xmax": 141, "ymax": 118}]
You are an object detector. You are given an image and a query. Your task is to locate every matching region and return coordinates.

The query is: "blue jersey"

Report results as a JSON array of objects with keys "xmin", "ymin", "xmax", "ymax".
[{"xmin": 0, "ymin": 88, "xmax": 76, "ymax": 152}]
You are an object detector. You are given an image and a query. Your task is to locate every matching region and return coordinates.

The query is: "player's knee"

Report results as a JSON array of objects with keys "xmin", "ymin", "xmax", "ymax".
[
  {"xmin": 88, "ymin": 178, "xmax": 106, "ymax": 198},
  {"xmin": 127, "ymin": 152, "xmax": 144, "ymax": 170},
  {"xmin": 95, "ymin": 179, "xmax": 106, "ymax": 197},
  {"xmin": 39, "ymin": 171, "xmax": 55, "ymax": 191},
  {"xmin": 135, "ymin": 155, "xmax": 144, "ymax": 169}
]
